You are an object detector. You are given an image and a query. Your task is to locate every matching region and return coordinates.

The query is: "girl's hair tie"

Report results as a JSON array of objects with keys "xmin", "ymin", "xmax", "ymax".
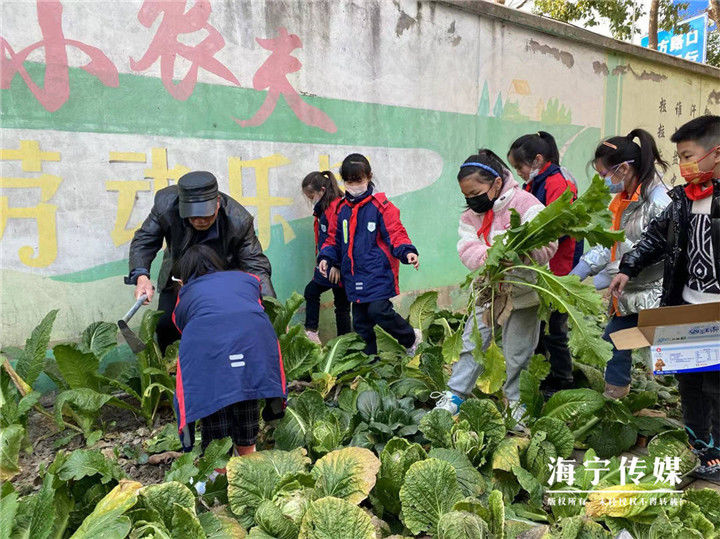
[{"xmin": 602, "ymin": 141, "xmax": 618, "ymax": 150}]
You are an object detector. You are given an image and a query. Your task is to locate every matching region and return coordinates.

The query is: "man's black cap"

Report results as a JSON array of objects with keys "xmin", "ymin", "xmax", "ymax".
[{"xmin": 178, "ymin": 171, "xmax": 218, "ymax": 218}]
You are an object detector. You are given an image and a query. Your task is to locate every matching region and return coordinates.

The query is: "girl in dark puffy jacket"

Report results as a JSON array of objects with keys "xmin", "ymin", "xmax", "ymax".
[
  {"xmin": 508, "ymin": 131, "xmax": 582, "ymax": 395},
  {"xmin": 317, "ymin": 154, "xmax": 421, "ymax": 356},
  {"xmin": 301, "ymin": 171, "xmax": 351, "ymax": 344}
]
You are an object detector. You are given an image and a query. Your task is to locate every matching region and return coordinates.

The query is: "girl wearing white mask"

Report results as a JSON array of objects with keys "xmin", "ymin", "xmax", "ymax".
[
  {"xmin": 570, "ymin": 129, "xmax": 670, "ymax": 399},
  {"xmin": 508, "ymin": 131, "xmax": 582, "ymax": 397},
  {"xmin": 301, "ymin": 171, "xmax": 351, "ymax": 344},
  {"xmin": 317, "ymin": 154, "xmax": 421, "ymax": 356}
]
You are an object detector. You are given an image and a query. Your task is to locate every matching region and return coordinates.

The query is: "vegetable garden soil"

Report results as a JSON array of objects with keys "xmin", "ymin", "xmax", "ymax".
[{"xmin": 13, "ymin": 402, "xmax": 175, "ymax": 495}]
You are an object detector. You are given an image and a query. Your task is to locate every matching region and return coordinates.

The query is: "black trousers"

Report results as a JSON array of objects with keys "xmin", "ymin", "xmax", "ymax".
[
  {"xmin": 157, "ymin": 288, "xmax": 181, "ymax": 355},
  {"xmin": 677, "ymin": 371, "xmax": 720, "ymax": 446},
  {"xmin": 304, "ymin": 280, "xmax": 352, "ymax": 335},
  {"xmin": 352, "ymin": 299, "xmax": 415, "ymax": 355},
  {"xmin": 536, "ymin": 310, "xmax": 574, "ymax": 385}
]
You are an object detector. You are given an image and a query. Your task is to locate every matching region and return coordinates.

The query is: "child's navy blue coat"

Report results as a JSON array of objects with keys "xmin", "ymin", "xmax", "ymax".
[
  {"xmin": 318, "ymin": 190, "xmax": 417, "ymax": 303},
  {"xmin": 172, "ymin": 270, "xmax": 286, "ymax": 433}
]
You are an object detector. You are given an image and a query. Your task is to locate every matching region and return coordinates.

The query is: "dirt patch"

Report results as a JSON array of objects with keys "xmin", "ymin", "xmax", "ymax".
[{"xmin": 12, "ymin": 405, "xmax": 177, "ymax": 495}]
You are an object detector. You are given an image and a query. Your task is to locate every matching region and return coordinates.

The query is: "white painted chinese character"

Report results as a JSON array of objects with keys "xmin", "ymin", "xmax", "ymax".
[
  {"xmin": 670, "ymin": 35, "xmax": 684, "ymax": 52},
  {"xmin": 584, "ymin": 456, "xmax": 611, "ymax": 486},
  {"xmin": 653, "ymin": 456, "xmax": 682, "ymax": 486},
  {"xmin": 686, "ymin": 30, "xmax": 698, "ymax": 46},
  {"xmin": 548, "ymin": 457, "xmax": 576, "ymax": 486},
  {"xmin": 685, "ymin": 50, "xmax": 699, "ymax": 62},
  {"xmin": 670, "ymin": 497, "xmax": 680, "ymax": 506},
  {"xmin": 659, "ymin": 39, "xmax": 670, "ymax": 53},
  {"xmin": 620, "ymin": 456, "xmax": 647, "ymax": 485}
]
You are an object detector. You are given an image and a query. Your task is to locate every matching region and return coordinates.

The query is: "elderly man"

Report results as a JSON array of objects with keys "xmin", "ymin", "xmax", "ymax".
[{"xmin": 126, "ymin": 170, "xmax": 275, "ymax": 353}]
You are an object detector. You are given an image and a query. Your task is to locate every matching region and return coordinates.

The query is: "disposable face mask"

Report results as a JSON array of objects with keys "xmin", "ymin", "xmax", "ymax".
[
  {"xmin": 527, "ymin": 158, "xmax": 544, "ymax": 181},
  {"xmin": 604, "ymin": 175, "xmax": 624, "ymax": 194},
  {"xmin": 345, "ymin": 183, "xmax": 368, "ymax": 196},
  {"xmin": 679, "ymin": 146, "xmax": 719, "ymax": 184},
  {"xmin": 465, "ymin": 192, "xmax": 495, "ymax": 214}
]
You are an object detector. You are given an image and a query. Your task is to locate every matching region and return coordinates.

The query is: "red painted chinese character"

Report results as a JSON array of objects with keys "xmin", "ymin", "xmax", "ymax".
[
  {"xmin": 130, "ymin": 0, "xmax": 239, "ymax": 101},
  {"xmin": 237, "ymin": 28, "xmax": 337, "ymax": 133},
  {"xmin": 0, "ymin": 1, "xmax": 119, "ymax": 113}
]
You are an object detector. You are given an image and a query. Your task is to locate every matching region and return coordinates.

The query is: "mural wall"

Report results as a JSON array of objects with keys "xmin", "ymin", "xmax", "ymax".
[{"xmin": 1, "ymin": 0, "xmax": 719, "ymax": 344}]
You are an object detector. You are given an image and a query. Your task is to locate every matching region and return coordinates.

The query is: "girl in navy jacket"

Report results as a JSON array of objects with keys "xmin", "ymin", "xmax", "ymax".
[
  {"xmin": 301, "ymin": 171, "xmax": 351, "ymax": 344},
  {"xmin": 172, "ymin": 245, "xmax": 286, "ymax": 457},
  {"xmin": 318, "ymin": 154, "xmax": 421, "ymax": 355},
  {"xmin": 508, "ymin": 132, "xmax": 582, "ymax": 395}
]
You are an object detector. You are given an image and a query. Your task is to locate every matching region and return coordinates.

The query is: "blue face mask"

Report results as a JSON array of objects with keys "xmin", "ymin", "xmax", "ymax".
[{"xmin": 604, "ymin": 175, "xmax": 624, "ymax": 193}]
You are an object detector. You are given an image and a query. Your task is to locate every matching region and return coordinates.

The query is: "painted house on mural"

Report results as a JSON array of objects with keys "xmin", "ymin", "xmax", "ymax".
[{"xmin": 1, "ymin": 0, "xmax": 719, "ymax": 345}]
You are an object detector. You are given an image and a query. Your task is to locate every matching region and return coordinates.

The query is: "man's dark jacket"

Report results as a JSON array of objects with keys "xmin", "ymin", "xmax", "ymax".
[
  {"xmin": 128, "ymin": 186, "xmax": 275, "ymax": 296},
  {"xmin": 618, "ymin": 180, "xmax": 720, "ymax": 307}
]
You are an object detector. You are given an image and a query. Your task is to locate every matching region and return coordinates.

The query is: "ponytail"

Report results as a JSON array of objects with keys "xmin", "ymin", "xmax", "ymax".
[
  {"xmin": 508, "ymin": 131, "xmax": 561, "ymax": 167},
  {"xmin": 594, "ymin": 128, "xmax": 668, "ymax": 199},
  {"xmin": 302, "ymin": 170, "xmax": 343, "ymax": 213}
]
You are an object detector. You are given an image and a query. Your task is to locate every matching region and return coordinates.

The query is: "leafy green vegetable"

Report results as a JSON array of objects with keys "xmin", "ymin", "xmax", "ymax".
[
  {"xmin": 227, "ymin": 449, "xmax": 310, "ymax": 518},
  {"xmin": 12, "ymin": 473, "xmax": 56, "ymax": 539},
  {"xmin": 531, "ymin": 417, "xmax": 574, "ymax": 458},
  {"xmin": 419, "ymin": 408, "xmax": 454, "ymax": 448},
  {"xmin": 487, "ymin": 489, "xmax": 505, "ymax": 539},
  {"xmin": 254, "ymin": 500, "xmax": 299, "ymax": 539},
  {"xmin": 274, "ymin": 390, "xmax": 328, "ymax": 451},
  {"xmin": 0, "ymin": 423, "xmax": 24, "ymax": 480},
  {"xmin": 428, "ymin": 448, "xmax": 486, "ymax": 498},
  {"xmin": 409, "ymin": 291, "xmax": 439, "ymax": 332},
  {"xmin": 458, "ymin": 399, "xmax": 506, "ymax": 451},
  {"xmin": 541, "ymin": 388, "xmax": 605, "ymax": 423},
  {"xmin": 475, "ymin": 342, "xmax": 506, "ymax": 395},
  {"xmin": 79, "ymin": 322, "xmax": 118, "ymax": 361},
  {"xmin": 71, "ymin": 480, "xmax": 142, "ymax": 538},
  {"xmin": 14, "ymin": 309, "xmax": 58, "ymax": 387},
  {"xmin": 647, "ymin": 430, "xmax": 698, "ymax": 476},
  {"xmin": 56, "ymin": 449, "xmax": 126, "ymax": 484},
  {"xmin": 372, "ymin": 437, "xmax": 426, "ymax": 517},
  {"xmin": 436, "ymin": 510, "xmax": 489, "ymax": 538},
  {"xmin": 311, "ymin": 447, "xmax": 379, "ymax": 504},
  {"xmin": 399, "ymin": 458, "xmax": 463, "ymax": 535},
  {"xmin": 298, "ymin": 496, "xmax": 375, "ymax": 539}
]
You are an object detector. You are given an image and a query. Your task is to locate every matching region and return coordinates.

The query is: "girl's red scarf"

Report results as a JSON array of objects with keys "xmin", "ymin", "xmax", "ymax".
[{"xmin": 476, "ymin": 210, "xmax": 494, "ymax": 244}]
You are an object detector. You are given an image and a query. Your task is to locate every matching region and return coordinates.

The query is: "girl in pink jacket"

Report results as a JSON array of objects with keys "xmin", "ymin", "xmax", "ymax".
[{"xmin": 434, "ymin": 150, "xmax": 557, "ymax": 426}]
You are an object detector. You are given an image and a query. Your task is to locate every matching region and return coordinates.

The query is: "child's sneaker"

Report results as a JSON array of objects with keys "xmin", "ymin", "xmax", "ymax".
[
  {"xmin": 305, "ymin": 330, "xmax": 322, "ymax": 345},
  {"xmin": 431, "ymin": 391, "xmax": 464, "ymax": 415},
  {"xmin": 406, "ymin": 328, "xmax": 423, "ymax": 356}
]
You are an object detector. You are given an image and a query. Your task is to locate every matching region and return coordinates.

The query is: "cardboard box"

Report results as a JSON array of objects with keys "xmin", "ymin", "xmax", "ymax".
[{"xmin": 610, "ymin": 302, "xmax": 720, "ymax": 375}]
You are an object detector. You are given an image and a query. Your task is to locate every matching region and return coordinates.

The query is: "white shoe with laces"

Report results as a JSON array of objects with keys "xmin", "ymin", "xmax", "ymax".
[
  {"xmin": 406, "ymin": 328, "xmax": 423, "ymax": 356},
  {"xmin": 431, "ymin": 390, "xmax": 465, "ymax": 415}
]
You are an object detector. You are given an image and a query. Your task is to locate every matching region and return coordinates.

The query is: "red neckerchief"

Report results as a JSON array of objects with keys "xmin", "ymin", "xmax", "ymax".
[
  {"xmin": 685, "ymin": 180, "xmax": 715, "ymax": 201},
  {"xmin": 476, "ymin": 210, "xmax": 494, "ymax": 244}
]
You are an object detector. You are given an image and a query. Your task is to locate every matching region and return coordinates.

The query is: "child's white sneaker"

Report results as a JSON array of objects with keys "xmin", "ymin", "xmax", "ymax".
[
  {"xmin": 431, "ymin": 391, "xmax": 464, "ymax": 415},
  {"xmin": 305, "ymin": 330, "xmax": 322, "ymax": 345},
  {"xmin": 406, "ymin": 328, "xmax": 423, "ymax": 356}
]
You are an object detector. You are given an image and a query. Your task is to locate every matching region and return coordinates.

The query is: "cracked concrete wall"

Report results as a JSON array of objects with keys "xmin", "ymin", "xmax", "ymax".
[{"xmin": 1, "ymin": 0, "xmax": 719, "ymax": 346}]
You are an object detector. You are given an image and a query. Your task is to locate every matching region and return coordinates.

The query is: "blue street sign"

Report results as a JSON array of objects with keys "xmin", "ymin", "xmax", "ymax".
[
  {"xmin": 678, "ymin": 0, "xmax": 716, "ymax": 31},
  {"xmin": 641, "ymin": 13, "xmax": 708, "ymax": 63}
]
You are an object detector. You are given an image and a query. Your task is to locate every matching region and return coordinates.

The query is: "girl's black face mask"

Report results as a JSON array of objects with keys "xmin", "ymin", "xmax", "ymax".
[{"xmin": 465, "ymin": 192, "xmax": 495, "ymax": 214}]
